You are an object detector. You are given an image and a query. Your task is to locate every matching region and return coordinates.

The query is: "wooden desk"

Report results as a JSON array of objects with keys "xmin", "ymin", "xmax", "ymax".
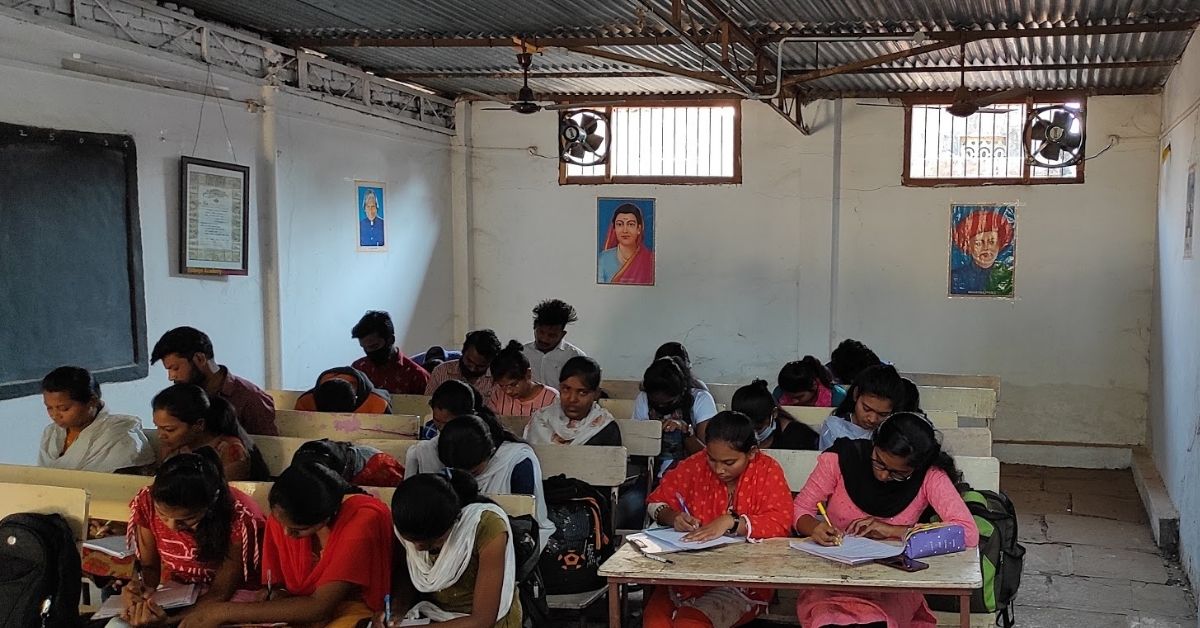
[{"xmin": 599, "ymin": 539, "xmax": 981, "ymax": 628}]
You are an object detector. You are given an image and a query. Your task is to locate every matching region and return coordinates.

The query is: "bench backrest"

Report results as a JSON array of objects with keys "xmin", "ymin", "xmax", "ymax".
[
  {"xmin": 252, "ymin": 435, "xmax": 418, "ymax": 477},
  {"xmin": 498, "ymin": 416, "xmax": 662, "ymax": 457},
  {"xmin": 902, "ymin": 373, "xmax": 1001, "ymax": 397},
  {"xmin": 782, "ymin": 406, "xmax": 959, "ymax": 429},
  {"xmin": 916, "ymin": 386, "xmax": 997, "ymax": 419},
  {"xmin": 227, "ymin": 482, "xmax": 536, "ymax": 519},
  {"xmin": 274, "ymin": 409, "xmax": 421, "ymax": 440},
  {"xmin": 0, "ymin": 482, "xmax": 90, "ymax": 541},
  {"xmin": 0, "ymin": 464, "xmax": 150, "ymax": 522},
  {"xmin": 532, "ymin": 444, "xmax": 628, "ymax": 487},
  {"xmin": 766, "ymin": 449, "xmax": 1000, "ymax": 493}
]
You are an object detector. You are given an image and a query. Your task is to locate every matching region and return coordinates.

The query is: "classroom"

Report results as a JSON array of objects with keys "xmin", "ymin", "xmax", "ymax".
[{"xmin": 0, "ymin": 0, "xmax": 1197, "ymax": 626}]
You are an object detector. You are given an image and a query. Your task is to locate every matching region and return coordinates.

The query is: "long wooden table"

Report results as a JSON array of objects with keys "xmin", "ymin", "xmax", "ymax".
[{"xmin": 599, "ymin": 538, "xmax": 980, "ymax": 628}]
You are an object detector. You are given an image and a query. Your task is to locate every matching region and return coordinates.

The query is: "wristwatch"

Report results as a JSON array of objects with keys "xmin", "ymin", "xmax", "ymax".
[{"xmin": 727, "ymin": 512, "xmax": 740, "ymax": 535}]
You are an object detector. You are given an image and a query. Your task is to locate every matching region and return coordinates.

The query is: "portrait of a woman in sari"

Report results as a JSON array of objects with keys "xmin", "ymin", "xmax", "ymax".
[{"xmin": 597, "ymin": 200, "xmax": 655, "ymax": 285}]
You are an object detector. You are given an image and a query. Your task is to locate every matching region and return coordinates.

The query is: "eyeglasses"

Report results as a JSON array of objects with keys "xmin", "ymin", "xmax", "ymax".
[{"xmin": 871, "ymin": 450, "xmax": 914, "ymax": 482}]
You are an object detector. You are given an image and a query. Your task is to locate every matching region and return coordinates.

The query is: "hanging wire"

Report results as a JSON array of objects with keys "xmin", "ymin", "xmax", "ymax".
[
  {"xmin": 189, "ymin": 63, "xmax": 210, "ymax": 157},
  {"xmin": 189, "ymin": 63, "xmax": 238, "ymax": 163}
]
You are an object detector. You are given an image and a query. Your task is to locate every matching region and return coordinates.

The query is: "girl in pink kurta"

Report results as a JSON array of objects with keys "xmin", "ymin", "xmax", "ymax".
[{"xmin": 792, "ymin": 412, "xmax": 979, "ymax": 628}]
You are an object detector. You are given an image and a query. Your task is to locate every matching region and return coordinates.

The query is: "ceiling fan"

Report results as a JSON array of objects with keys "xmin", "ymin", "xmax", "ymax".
[
  {"xmin": 465, "ymin": 52, "xmax": 625, "ymax": 114},
  {"xmin": 859, "ymin": 44, "xmax": 1030, "ymax": 117}
]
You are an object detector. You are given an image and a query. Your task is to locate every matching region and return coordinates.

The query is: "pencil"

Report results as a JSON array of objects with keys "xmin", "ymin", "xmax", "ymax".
[{"xmin": 816, "ymin": 502, "xmax": 841, "ymax": 545}]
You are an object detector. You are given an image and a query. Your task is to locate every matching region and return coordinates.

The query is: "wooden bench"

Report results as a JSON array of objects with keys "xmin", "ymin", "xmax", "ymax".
[
  {"xmin": 762, "ymin": 450, "xmax": 1001, "ymax": 627},
  {"xmin": 0, "ymin": 481, "xmax": 90, "ymax": 541},
  {"xmin": 499, "ymin": 417, "xmax": 662, "ymax": 457},
  {"xmin": 916, "ymin": 386, "xmax": 997, "ymax": 426},
  {"xmin": 268, "ymin": 389, "xmax": 432, "ymax": 417},
  {"xmin": 902, "ymin": 373, "xmax": 1000, "ymax": 399},
  {"xmin": 783, "ymin": 406, "xmax": 959, "ymax": 429},
  {"xmin": 274, "ymin": 409, "xmax": 421, "ymax": 440},
  {"xmin": 253, "ymin": 435, "xmax": 417, "ymax": 477}
]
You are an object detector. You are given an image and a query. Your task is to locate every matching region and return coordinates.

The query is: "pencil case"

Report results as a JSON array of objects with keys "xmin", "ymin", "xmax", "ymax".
[{"xmin": 903, "ymin": 524, "xmax": 966, "ymax": 559}]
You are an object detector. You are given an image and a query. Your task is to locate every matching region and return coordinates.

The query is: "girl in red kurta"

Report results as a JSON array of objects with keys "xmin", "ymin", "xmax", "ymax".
[
  {"xmin": 793, "ymin": 412, "xmax": 979, "ymax": 628},
  {"xmin": 644, "ymin": 411, "xmax": 793, "ymax": 628},
  {"xmin": 177, "ymin": 463, "xmax": 393, "ymax": 628}
]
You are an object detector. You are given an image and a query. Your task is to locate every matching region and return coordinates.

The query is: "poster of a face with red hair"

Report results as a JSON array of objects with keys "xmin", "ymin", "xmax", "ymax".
[{"xmin": 949, "ymin": 203, "xmax": 1016, "ymax": 297}]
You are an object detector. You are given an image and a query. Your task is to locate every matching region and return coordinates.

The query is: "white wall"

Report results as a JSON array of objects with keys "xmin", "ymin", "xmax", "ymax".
[
  {"xmin": 469, "ymin": 95, "xmax": 1158, "ymax": 448},
  {"xmin": 0, "ymin": 13, "xmax": 453, "ymax": 463},
  {"xmin": 1151, "ymin": 31, "xmax": 1200, "ymax": 591}
]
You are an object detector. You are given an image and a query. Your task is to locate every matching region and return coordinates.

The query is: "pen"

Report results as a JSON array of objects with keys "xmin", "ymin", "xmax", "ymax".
[
  {"xmin": 675, "ymin": 492, "xmax": 691, "ymax": 516},
  {"xmin": 629, "ymin": 540, "xmax": 674, "ymax": 565},
  {"xmin": 816, "ymin": 502, "xmax": 841, "ymax": 545},
  {"xmin": 385, "ymin": 593, "xmax": 392, "ymax": 623}
]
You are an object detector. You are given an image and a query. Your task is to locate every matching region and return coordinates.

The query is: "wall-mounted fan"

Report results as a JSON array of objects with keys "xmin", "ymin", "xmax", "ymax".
[
  {"xmin": 466, "ymin": 52, "xmax": 624, "ymax": 114},
  {"xmin": 559, "ymin": 109, "xmax": 609, "ymax": 166},
  {"xmin": 1024, "ymin": 105, "xmax": 1084, "ymax": 168}
]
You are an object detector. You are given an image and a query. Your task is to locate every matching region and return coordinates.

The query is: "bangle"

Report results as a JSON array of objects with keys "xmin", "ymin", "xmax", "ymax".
[{"xmin": 651, "ymin": 503, "xmax": 668, "ymax": 522}]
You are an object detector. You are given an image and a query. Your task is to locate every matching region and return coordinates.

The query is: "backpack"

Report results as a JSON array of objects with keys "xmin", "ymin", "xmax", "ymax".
[
  {"xmin": 539, "ymin": 475, "xmax": 614, "ymax": 595},
  {"xmin": 508, "ymin": 514, "xmax": 550, "ymax": 628},
  {"xmin": 0, "ymin": 513, "xmax": 82, "ymax": 628},
  {"xmin": 926, "ymin": 488, "xmax": 1026, "ymax": 627}
]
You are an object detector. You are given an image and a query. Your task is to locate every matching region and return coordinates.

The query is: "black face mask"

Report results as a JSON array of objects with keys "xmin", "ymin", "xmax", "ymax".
[{"xmin": 365, "ymin": 345, "xmax": 394, "ymax": 365}]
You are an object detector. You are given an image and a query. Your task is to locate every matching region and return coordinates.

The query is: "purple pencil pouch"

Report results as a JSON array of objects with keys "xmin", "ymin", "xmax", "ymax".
[{"xmin": 903, "ymin": 524, "xmax": 966, "ymax": 559}]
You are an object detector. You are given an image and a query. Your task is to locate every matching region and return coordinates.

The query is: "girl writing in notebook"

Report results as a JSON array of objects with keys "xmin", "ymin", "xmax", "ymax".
[
  {"xmin": 110, "ymin": 450, "xmax": 263, "ymax": 628},
  {"xmin": 151, "ymin": 383, "xmax": 269, "ymax": 481},
  {"xmin": 793, "ymin": 413, "xmax": 979, "ymax": 628},
  {"xmin": 388, "ymin": 469, "xmax": 522, "ymax": 627},
  {"xmin": 644, "ymin": 411, "xmax": 793, "ymax": 628},
  {"xmin": 178, "ymin": 462, "xmax": 393, "ymax": 628},
  {"xmin": 816, "ymin": 365, "xmax": 909, "ymax": 451}
]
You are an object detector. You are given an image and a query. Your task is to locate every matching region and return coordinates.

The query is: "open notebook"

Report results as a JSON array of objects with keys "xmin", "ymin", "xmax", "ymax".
[
  {"xmin": 626, "ymin": 527, "xmax": 744, "ymax": 554},
  {"xmin": 91, "ymin": 583, "xmax": 199, "ymax": 619},
  {"xmin": 790, "ymin": 536, "xmax": 905, "ymax": 565}
]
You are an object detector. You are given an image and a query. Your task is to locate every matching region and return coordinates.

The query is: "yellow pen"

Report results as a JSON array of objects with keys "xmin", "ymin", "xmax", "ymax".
[{"xmin": 816, "ymin": 502, "xmax": 841, "ymax": 545}]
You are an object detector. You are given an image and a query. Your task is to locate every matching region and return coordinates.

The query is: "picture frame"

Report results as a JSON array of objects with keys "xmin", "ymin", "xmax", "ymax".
[
  {"xmin": 596, "ymin": 197, "xmax": 656, "ymax": 286},
  {"xmin": 179, "ymin": 156, "xmax": 249, "ymax": 275},
  {"xmin": 947, "ymin": 202, "xmax": 1017, "ymax": 298},
  {"xmin": 356, "ymin": 180, "xmax": 387, "ymax": 252}
]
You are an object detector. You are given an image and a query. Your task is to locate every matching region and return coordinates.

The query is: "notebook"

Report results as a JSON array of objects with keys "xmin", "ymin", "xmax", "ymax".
[
  {"xmin": 626, "ymin": 527, "xmax": 744, "ymax": 554},
  {"xmin": 790, "ymin": 536, "xmax": 904, "ymax": 565},
  {"xmin": 81, "ymin": 535, "xmax": 135, "ymax": 559},
  {"xmin": 91, "ymin": 582, "xmax": 199, "ymax": 619}
]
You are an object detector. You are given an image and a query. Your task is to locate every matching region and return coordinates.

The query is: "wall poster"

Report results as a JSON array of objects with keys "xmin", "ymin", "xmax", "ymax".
[
  {"xmin": 180, "ymin": 156, "xmax": 248, "ymax": 275},
  {"xmin": 597, "ymin": 197, "xmax": 655, "ymax": 286},
  {"xmin": 949, "ymin": 203, "xmax": 1017, "ymax": 298},
  {"xmin": 356, "ymin": 180, "xmax": 387, "ymax": 251}
]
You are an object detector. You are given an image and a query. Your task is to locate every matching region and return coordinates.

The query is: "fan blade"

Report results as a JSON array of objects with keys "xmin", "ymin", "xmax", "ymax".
[
  {"xmin": 545, "ymin": 100, "xmax": 625, "ymax": 110},
  {"xmin": 973, "ymin": 88, "xmax": 1029, "ymax": 107},
  {"xmin": 856, "ymin": 102, "xmax": 906, "ymax": 108},
  {"xmin": 461, "ymin": 88, "xmax": 513, "ymax": 106},
  {"xmin": 1059, "ymin": 129, "xmax": 1084, "ymax": 150},
  {"xmin": 481, "ymin": 107, "xmax": 514, "ymax": 111},
  {"xmin": 1051, "ymin": 109, "xmax": 1071, "ymax": 131},
  {"xmin": 568, "ymin": 142, "xmax": 586, "ymax": 159},
  {"xmin": 1038, "ymin": 142, "xmax": 1062, "ymax": 162},
  {"xmin": 1030, "ymin": 118, "xmax": 1051, "ymax": 141},
  {"xmin": 975, "ymin": 108, "xmax": 1013, "ymax": 114},
  {"xmin": 582, "ymin": 115, "xmax": 600, "ymax": 136},
  {"xmin": 584, "ymin": 133, "xmax": 605, "ymax": 151}
]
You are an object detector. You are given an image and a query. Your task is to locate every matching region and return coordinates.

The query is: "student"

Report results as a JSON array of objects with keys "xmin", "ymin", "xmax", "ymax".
[
  {"xmin": 793, "ymin": 413, "xmax": 979, "ymax": 627},
  {"xmin": 108, "ymin": 450, "xmax": 263, "ymax": 628},
  {"xmin": 644, "ymin": 411, "xmax": 792, "ymax": 628},
  {"xmin": 653, "ymin": 341, "xmax": 708, "ymax": 390},
  {"xmin": 414, "ymin": 346, "xmax": 459, "ymax": 373},
  {"xmin": 294, "ymin": 366, "xmax": 392, "ymax": 414},
  {"xmin": 525, "ymin": 356, "xmax": 620, "ymax": 446},
  {"xmin": 437, "ymin": 415, "xmax": 554, "ymax": 549},
  {"xmin": 521, "ymin": 299, "xmax": 587, "ymax": 385},
  {"xmin": 151, "ymin": 326, "xmax": 278, "ymax": 436},
  {"xmin": 425, "ymin": 329, "xmax": 503, "ymax": 398},
  {"xmin": 776, "ymin": 356, "xmax": 844, "ymax": 408},
  {"xmin": 487, "ymin": 340, "xmax": 559, "ymax": 417},
  {"xmin": 350, "ymin": 310, "xmax": 430, "ymax": 395},
  {"xmin": 817, "ymin": 364, "xmax": 908, "ymax": 451},
  {"xmin": 825, "ymin": 338, "xmax": 883, "ymax": 386},
  {"xmin": 151, "ymin": 383, "xmax": 269, "ymax": 481},
  {"xmin": 731, "ymin": 380, "xmax": 818, "ymax": 450},
  {"xmin": 633, "ymin": 356, "xmax": 718, "ymax": 468},
  {"xmin": 292, "ymin": 438, "xmax": 405, "ymax": 487},
  {"xmin": 389, "ymin": 470, "xmax": 521, "ymax": 627},
  {"xmin": 406, "ymin": 381, "xmax": 488, "ymax": 477},
  {"xmin": 38, "ymin": 366, "xmax": 154, "ymax": 472},
  {"xmin": 182, "ymin": 463, "xmax": 394, "ymax": 628}
]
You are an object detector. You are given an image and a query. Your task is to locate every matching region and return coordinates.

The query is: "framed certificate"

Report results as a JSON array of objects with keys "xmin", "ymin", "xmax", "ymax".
[{"xmin": 179, "ymin": 156, "xmax": 249, "ymax": 275}]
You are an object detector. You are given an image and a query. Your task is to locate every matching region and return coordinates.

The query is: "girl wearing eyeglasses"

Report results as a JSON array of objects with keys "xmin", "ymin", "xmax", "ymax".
[{"xmin": 792, "ymin": 413, "xmax": 979, "ymax": 628}]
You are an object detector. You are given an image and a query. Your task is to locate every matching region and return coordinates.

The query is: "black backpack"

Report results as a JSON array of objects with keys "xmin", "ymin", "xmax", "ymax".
[
  {"xmin": 0, "ymin": 513, "xmax": 82, "ymax": 628},
  {"xmin": 927, "ymin": 488, "xmax": 1026, "ymax": 627},
  {"xmin": 507, "ymin": 513, "xmax": 550, "ymax": 628},
  {"xmin": 539, "ymin": 475, "xmax": 614, "ymax": 595}
]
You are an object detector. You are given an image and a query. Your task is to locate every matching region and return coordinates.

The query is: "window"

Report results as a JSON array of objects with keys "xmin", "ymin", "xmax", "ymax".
[
  {"xmin": 904, "ymin": 99, "xmax": 1084, "ymax": 186},
  {"xmin": 561, "ymin": 100, "xmax": 741, "ymax": 184}
]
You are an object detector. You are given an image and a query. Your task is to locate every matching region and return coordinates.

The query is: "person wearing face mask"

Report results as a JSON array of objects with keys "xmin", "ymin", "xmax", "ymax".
[
  {"xmin": 294, "ymin": 366, "xmax": 392, "ymax": 414},
  {"xmin": 177, "ymin": 462, "xmax": 393, "ymax": 628},
  {"xmin": 424, "ymin": 330, "xmax": 503, "ymax": 398},
  {"xmin": 731, "ymin": 380, "xmax": 819, "ymax": 451},
  {"xmin": 350, "ymin": 310, "xmax": 430, "ymax": 395},
  {"xmin": 151, "ymin": 326, "xmax": 277, "ymax": 436}
]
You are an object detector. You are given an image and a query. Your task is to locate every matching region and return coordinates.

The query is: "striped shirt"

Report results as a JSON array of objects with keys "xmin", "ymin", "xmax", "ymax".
[{"xmin": 487, "ymin": 384, "xmax": 559, "ymax": 417}]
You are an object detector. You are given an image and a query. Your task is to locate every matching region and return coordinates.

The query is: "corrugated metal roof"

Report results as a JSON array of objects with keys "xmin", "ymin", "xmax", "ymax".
[{"xmin": 173, "ymin": 0, "xmax": 1199, "ymax": 98}]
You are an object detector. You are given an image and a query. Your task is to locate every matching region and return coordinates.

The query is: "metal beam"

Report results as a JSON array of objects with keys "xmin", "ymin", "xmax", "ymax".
[
  {"xmin": 565, "ymin": 46, "xmax": 739, "ymax": 91},
  {"xmin": 782, "ymin": 40, "xmax": 961, "ymax": 86},
  {"xmin": 283, "ymin": 34, "xmax": 688, "ymax": 48}
]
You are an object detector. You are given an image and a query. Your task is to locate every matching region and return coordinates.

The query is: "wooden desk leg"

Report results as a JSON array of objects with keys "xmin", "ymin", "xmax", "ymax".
[
  {"xmin": 959, "ymin": 593, "xmax": 970, "ymax": 628},
  {"xmin": 608, "ymin": 581, "xmax": 621, "ymax": 628}
]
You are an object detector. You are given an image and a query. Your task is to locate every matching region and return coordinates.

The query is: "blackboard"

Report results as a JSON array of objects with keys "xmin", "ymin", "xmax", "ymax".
[{"xmin": 0, "ymin": 122, "xmax": 147, "ymax": 400}]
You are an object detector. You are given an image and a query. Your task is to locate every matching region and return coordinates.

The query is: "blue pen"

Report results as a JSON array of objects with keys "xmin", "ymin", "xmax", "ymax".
[
  {"xmin": 384, "ymin": 594, "xmax": 392, "ymax": 624},
  {"xmin": 675, "ymin": 492, "xmax": 691, "ymax": 516}
]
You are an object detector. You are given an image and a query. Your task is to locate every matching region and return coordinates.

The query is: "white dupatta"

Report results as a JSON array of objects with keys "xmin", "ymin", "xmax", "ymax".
[
  {"xmin": 404, "ymin": 437, "xmax": 443, "ymax": 479},
  {"xmin": 475, "ymin": 442, "xmax": 555, "ymax": 549},
  {"xmin": 399, "ymin": 503, "xmax": 515, "ymax": 623},
  {"xmin": 38, "ymin": 406, "xmax": 155, "ymax": 472},
  {"xmin": 524, "ymin": 401, "xmax": 614, "ymax": 446}
]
